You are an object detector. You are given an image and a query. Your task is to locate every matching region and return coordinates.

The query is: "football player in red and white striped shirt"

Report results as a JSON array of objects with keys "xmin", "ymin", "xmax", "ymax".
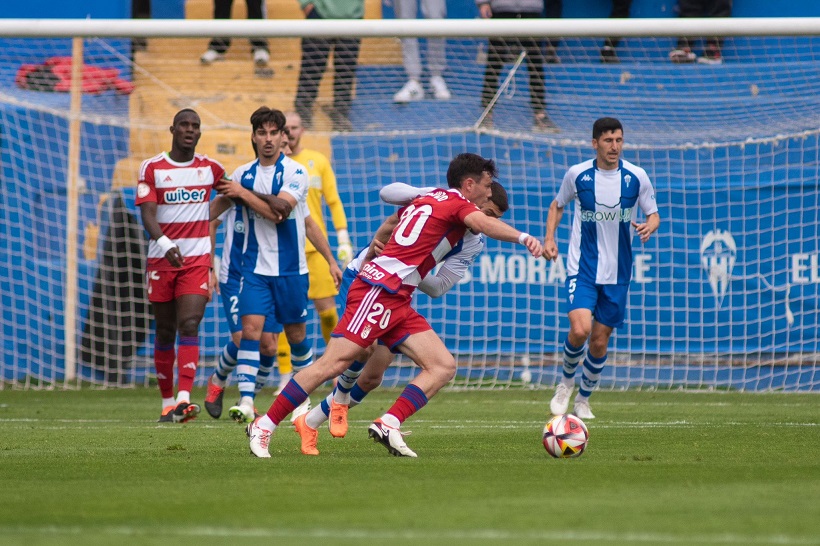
[
  {"xmin": 247, "ymin": 153, "xmax": 544, "ymax": 458},
  {"xmin": 136, "ymin": 109, "xmax": 226, "ymax": 424}
]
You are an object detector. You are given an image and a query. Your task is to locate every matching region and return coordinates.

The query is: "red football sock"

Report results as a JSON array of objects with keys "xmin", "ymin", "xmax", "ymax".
[
  {"xmin": 154, "ymin": 342, "xmax": 175, "ymax": 400},
  {"xmin": 266, "ymin": 379, "xmax": 308, "ymax": 425},
  {"xmin": 176, "ymin": 336, "xmax": 199, "ymax": 395},
  {"xmin": 384, "ymin": 384, "xmax": 428, "ymax": 424}
]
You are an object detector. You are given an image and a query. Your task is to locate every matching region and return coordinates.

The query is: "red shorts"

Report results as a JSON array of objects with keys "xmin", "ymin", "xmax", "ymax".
[
  {"xmin": 146, "ymin": 266, "xmax": 210, "ymax": 303},
  {"xmin": 332, "ymin": 278, "xmax": 432, "ymax": 350}
]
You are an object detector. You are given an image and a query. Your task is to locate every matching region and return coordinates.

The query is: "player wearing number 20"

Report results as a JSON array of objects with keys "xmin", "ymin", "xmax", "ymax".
[
  {"xmin": 247, "ymin": 153, "xmax": 544, "ymax": 458},
  {"xmin": 543, "ymin": 117, "xmax": 660, "ymax": 420}
]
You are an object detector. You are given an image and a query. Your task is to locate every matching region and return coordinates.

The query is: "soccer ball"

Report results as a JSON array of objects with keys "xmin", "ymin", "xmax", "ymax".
[{"xmin": 542, "ymin": 414, "xmax": 589, "ymax": 458}]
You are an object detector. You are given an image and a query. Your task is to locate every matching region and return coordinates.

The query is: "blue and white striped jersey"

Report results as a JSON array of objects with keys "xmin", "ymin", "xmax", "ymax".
[
  {"xmin": 216, "ymin": 203, "xmax": 245, "ymax": 284},
  {"xmin": 556, "ymin": 158, "xmax": 657, "ymax": 285},
  {"xmin": 235, "ymin": 154, "xmax": 310, "ymax": 277}
]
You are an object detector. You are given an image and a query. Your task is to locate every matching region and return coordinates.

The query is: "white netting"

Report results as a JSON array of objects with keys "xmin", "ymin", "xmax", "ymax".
[{"xmin": 0, "ymin": 18, "xmax": 818, "ymax": 390}]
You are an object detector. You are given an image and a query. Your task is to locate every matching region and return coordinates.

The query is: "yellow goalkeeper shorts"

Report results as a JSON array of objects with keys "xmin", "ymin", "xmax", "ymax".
[{"xmin": 307, "ymin": 251, "xmax": 339, "ymax": 301}]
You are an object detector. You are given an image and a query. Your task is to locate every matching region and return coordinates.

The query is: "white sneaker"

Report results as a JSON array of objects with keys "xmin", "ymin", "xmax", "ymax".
[
  {"xmin": 247, "ymin": 417, "xmax": 273, "ymax": 458},
  {"xmin": 573, "ymin": 398, "xmax": 596, "ymax": 420},
  {"xmin": 393, "ymin": 79, "xmax": 424, "ymax": 103},
  {"xmin": 200, "ymin": 49, "xmax": 224, "ymax": 65},
  {"xmin": 253, "ymin": 48, "xmax": 270, "ymax": 66},
  {"xmin": 289, "ymin": 397, "xmax": 312, "ymax": 424},
  {"xmin": 550, "ymin": 383, "xmax": 573, "ymax": 415},
  {"xmin": 430, "ymin": 75, "xmax": 451, "ymax": 100},
  {"xmin": 229, "ymin": 402, "xmax": 255, "ymax": 424},
  {"xmin": 368, "ymin": 419, "xmax": 417, "ymax": 458}
]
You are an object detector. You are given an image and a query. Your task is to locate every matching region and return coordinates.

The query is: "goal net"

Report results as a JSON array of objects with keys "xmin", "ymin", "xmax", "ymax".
[{"xmin": 1, "ymin": 16, "xmax": 818, "ymax": 391}]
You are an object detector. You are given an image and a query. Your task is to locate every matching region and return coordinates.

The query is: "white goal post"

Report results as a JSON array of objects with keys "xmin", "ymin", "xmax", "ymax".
[{"xmin": 0, "ymin": 17, "xmax": 818, "ymax": 391}]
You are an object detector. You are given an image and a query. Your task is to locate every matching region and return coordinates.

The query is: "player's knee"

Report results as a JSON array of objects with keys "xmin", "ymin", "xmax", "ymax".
[
  {"xmin": 569, "ymin": 324, "xmax": 591, "ymax": 344},
  {"xmin": 259, "ymin": 340, "xmax": 277, "ymax": 355},
  {"xmin": 433, "ymin": 355, "xmax": 457, "ymax": 382},
  {"xmin": 177, "ymin": 316, "xmax": 202, "ymax": 337},
  {"xmin": 358, "ymin": 370, "xmax": 383, "ymax": 391}
]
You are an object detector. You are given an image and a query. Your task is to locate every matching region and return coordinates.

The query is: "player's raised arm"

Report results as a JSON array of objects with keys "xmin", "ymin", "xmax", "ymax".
[
  {"xmin": 463, "ymin": 211, "xmax": 542, "ymax": 258},
  {"xmin": 543, "ymin": 199, "xmax": 565, "ymax": 261},
  {"xmin": 380, "ymin": 182, "xmax": 437, "ymax": 205}
]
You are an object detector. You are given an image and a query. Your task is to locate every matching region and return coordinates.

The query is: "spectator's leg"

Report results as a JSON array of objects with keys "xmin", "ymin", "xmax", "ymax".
[
  {"xmin": 209, "ymin": 0, "xmax": 234, "ymax": 53},
  {"xmin": 295, "ymin": 35, "xmax": 331, "ymax": 128},
  {"xmin": 520, "ymin": 16, "xmax": 548, "ymax": 119},
  {"xmin": 421, "ymin": 0, "xmax": 447, "ymax": 78},
  {"xmin": 604, "ymin": 0, "xmax": 632, "ymax": 49},
  {"xmin": 675, "ymin": 0, "xmax": 701, "ymax": 51},
  {"xmin": 395, "ymin": 0, "xmax": 422, "ymax": 81},
  {"xmin": 480, "ymin": 36, "xmax": 505, "ymax": 110},
  {"xmin": 246, "ymin": 0, "xmax": 269, "ymax": 52},
  {"xmin": 331, "ymin": 37, "xmax": 361, "ymax": 122},
  {"xmin": 705, "ymin": 0, "xmax": 732, "ymax": 53},
  {"xmin": 543, "ymin": 0, "xmax": 562, "ymax": 52}
]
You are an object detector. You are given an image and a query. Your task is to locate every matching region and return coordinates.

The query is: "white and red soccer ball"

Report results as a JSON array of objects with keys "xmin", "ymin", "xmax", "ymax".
[{"xmin": 543, "ymin": 414, "xmax": 589, "ymax": 458}]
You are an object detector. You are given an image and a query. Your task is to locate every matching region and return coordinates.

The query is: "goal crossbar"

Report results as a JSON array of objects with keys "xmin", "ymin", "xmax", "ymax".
[{"xmin": 0, "ymin": 18, "xmax": 819, "ymax": 39}]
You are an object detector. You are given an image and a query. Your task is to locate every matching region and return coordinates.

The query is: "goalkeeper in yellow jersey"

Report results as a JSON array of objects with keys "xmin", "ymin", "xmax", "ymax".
[{"xmin": 276, "ymin": 111, "xmax": 353, "ymax": 393}]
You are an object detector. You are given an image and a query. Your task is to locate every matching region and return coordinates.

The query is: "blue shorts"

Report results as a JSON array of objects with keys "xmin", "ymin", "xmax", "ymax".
[
  {"xmin": 337, "ymin": 268, "xmax": 358, "ymax": 314},
  {"xmin": 220, "ymin": 275, "xmax": 281, "ymax": 334},
  {"xmin": 239, "ymin": 272, "xmax": 309, "ymax": 325},
  {"xmin": 566, "ymin": 275, "xmax": 629, "ymax": 328}
]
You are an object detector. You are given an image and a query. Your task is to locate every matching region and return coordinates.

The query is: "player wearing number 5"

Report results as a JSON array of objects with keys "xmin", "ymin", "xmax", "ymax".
[{"xmin": 543, "ymin": 117, "xmax": 660, "ymax": 420}]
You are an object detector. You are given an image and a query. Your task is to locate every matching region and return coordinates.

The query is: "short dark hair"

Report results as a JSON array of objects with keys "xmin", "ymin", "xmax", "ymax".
[
  {"xmin": 446, "ymin": 153, "xmax": 498, "ymax": 189},
  {"xmin": 250, "ymin": 106, "xmax": 286, "ymax": 134},
  {"xmin": 489, "ymin": 181, "xmax": 509, "ymax": 213},
  {"xmin": 172, "ymin": 108, "xmax": 198, "ymax": 126},
  {"xmin": 592, "ymin": 117, "xmax": 623, "ymax": 140}
]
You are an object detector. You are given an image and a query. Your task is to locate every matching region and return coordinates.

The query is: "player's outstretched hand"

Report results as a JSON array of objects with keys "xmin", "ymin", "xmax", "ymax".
[
  {"xmin": 542, "ymin": 239, "xmax": 559, "ymax": 261},
  {"xmin": 632, "ymin": 221, "xmax": 653, "ymax": 243},
  {"xmin": 522, "ymin": 236, "xmax": 543, "ymax": 258}
]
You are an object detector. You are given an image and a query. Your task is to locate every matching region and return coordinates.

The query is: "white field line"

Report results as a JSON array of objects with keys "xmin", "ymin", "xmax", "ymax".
[
  {"xmin": 0, "ymin": 418, "xmax": 816, "ymax": 430},
  {"xmin": 0, "ymin": 525, "xmax": 818, "ymax": 545}
]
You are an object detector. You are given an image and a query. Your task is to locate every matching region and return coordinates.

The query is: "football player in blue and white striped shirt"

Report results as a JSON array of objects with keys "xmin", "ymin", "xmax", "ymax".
[
  {"xmin": 543, "ymin": 117, "xmax": 660, "ymax": 420},
  {"xmin": 211, "ymin": 107, "xmax": 342, "ymax": 423}
]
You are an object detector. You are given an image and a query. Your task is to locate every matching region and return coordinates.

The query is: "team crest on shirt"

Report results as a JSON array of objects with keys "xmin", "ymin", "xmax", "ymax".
[
  {"xmin": 624, "ymin": 174, "xmax": 632, "ymax": 187},
  {"xmin": 137, "ymin": 182, "xmax": 150, "ymax": 198},
  {"xmin": 198, "ymin": 168, "xmax": 206, "ymax": 182},
  {"xmin": 361, "ymin": 325, "xmax": 371, "ymax": 339}
]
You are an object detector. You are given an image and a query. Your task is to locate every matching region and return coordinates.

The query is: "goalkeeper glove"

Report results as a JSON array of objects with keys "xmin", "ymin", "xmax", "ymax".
[{"xmin": 336, "ymin": 229, "xmax": 353, "ymax": 268}]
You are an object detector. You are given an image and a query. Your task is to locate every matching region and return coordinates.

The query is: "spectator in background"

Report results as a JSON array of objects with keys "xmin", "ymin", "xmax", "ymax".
[
  {"xmin": 599, "ymin": 0, "xmax": 633, "ymax": 63},
  {"xmin": 294, "ymin": 0, "xmax": 365, "ymax": 132},
  {"xmin": 669, "ymin": 0, "xmax": 732, "ymax": 64},
  {"xmin": 200, "ymin": 0, "xmax": 270, "ymax": 66},
  {"xmin": 392, "ymin": 0, "xmax": 451, "ymax": 103},
  {"xmin": 542, "ymin": 0, "xmax": 562, "ymax": 64},
  {"xmin": 477, "ymin": 0, "xmax": 559, "ymax": 133}
]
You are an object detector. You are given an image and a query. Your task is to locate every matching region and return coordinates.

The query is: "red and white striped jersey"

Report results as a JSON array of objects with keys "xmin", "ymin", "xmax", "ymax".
[
  {"xmin": 358, "ymin": 188, "xmax": 479, "ymax": 293},
  {"xmin": 135, "ymin": 152, "xmax": 226, "ymax": 271}
]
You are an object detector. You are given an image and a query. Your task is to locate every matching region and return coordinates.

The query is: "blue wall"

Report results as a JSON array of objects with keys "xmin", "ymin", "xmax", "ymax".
[{"xmin": 1, "ymin": 0, "xmax": 131, "ymax": 19}]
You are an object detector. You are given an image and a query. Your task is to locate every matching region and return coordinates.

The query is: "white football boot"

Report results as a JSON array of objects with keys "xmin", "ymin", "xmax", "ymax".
[{"xmin": 550, "ymin": 383, "xmax": 573, "ymax": 415}]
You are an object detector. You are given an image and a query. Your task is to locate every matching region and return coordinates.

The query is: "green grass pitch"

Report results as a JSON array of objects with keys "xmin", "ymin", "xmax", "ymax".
[{"xmin": 0, "ymin": 388, "xmax": 818, "ymax": 545}]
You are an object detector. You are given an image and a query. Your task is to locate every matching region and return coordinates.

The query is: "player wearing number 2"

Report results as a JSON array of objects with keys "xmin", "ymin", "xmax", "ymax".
[
  {"xmin": 247, "ymin": 153, "xmax": 543, "ymax": 458},
  {"xmin": 543, "ymin": 117, "xmax": 660, "ymax": 419}
]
